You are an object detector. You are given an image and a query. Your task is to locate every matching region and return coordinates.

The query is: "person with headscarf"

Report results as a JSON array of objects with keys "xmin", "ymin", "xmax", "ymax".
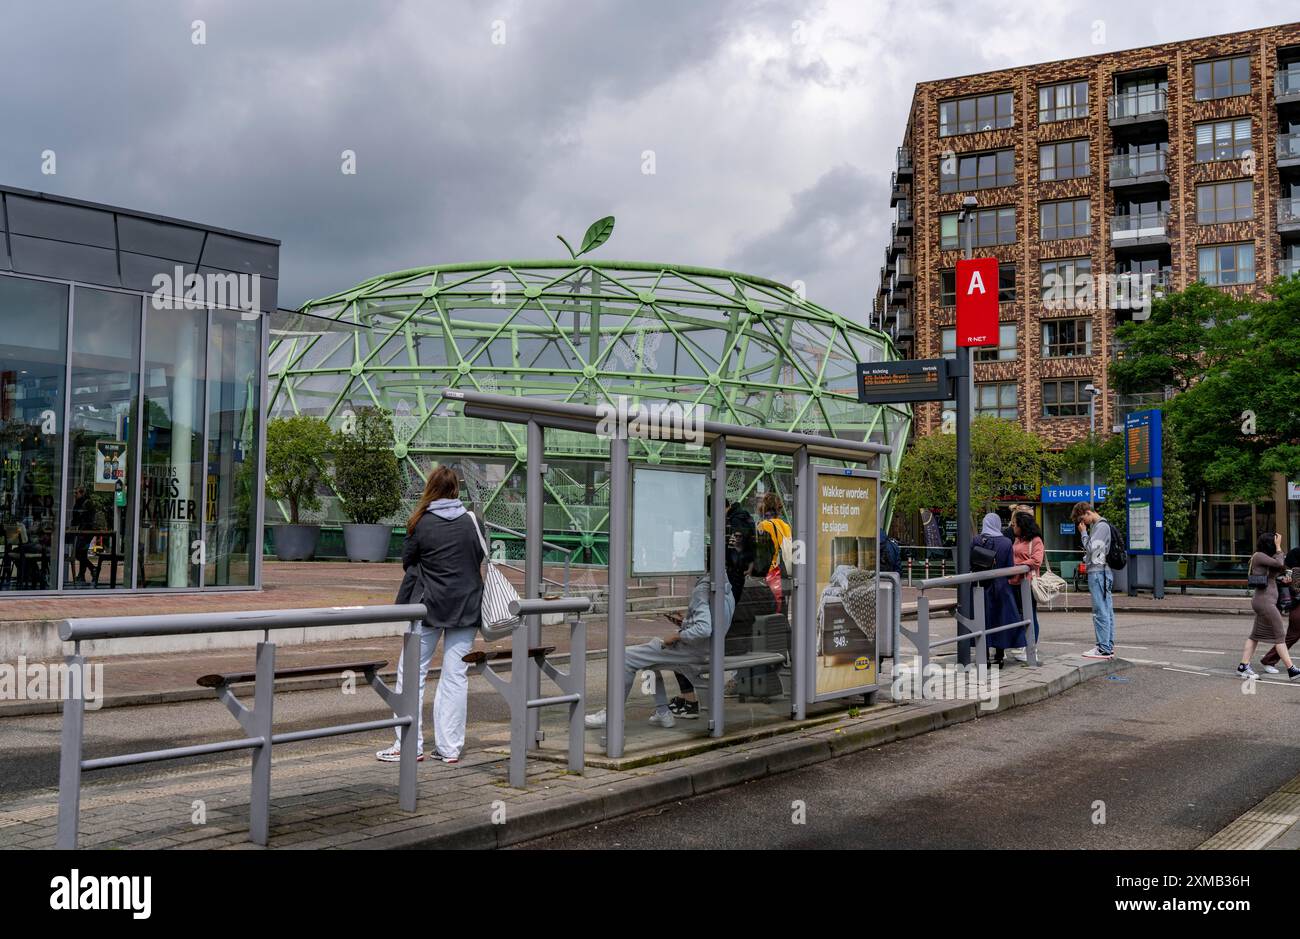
[
  {"xmin": 1260, "ymin": 545, "xmax": 1300, "ymax": 674},
  {"xmin": 971, "ymin": 512, "xmax": 1021, "ymax": 667}
]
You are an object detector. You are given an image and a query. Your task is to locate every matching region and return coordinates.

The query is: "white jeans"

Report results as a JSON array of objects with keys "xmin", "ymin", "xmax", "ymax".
[{"xmin": 392, "ymin": 625, "xmax": 477, "ymax": 758}]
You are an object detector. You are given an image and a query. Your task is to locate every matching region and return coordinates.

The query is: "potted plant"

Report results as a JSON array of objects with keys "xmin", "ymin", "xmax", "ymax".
[
  {"xmin": 332, "ymin": 407, "xmax": 402, "ymax": 562},
  {"xmin": 265, "ymin": 415, "xmax": 332, "ymax": 560}
]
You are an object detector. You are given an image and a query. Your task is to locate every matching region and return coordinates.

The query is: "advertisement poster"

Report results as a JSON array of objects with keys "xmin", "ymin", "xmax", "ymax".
[
  {"xmin": 630, "ymin": 466, "xmax": 707, "ymax": 576},
  {"xmin": 94, "ymin": 440, "xmax": 127, "ymax": 493},
  {"xmin": 814, "ymin": 469, "xmax": 879, "ymax": 697}
]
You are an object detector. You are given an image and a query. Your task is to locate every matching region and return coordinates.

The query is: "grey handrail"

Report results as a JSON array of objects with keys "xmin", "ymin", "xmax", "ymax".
[
  {"xmin": 919, "ymin": 565, "xmax": 1028, "ymax": 591},
  {"xmin": 59, "ymin": 603, "xmax": 428, "ymax": 642},
  {"xmin": 511, "ymin": 597, "xmax": 592, "ymax": 616}
]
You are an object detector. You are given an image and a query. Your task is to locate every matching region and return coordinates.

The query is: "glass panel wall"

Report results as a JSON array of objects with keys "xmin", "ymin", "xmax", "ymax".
[
  {"xmin": 63, "ymin": 287, "xmax": 141, "ymax": 590},
  {"xmin": 205, "ymin": 309, "xmax": 261, "ymax": 586},
  {"xmin": 140, "ymin": 306, "xmax": 206, "ymax": 588},
  {"xmin": 0, "ymin": 276, "xmax": 68, "ymax": 591}
]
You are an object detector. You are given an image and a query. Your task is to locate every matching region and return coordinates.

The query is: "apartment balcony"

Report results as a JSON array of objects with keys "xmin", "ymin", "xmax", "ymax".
[
  {"xmin": 1111, "ymin": 211, "xmax": 1169, "ymax": 248},
  {"xmin": 1280, "ymin": 197, "xmax": 1300, "ymax": 235},
  {"xmin": 889, "ymin": 171, "xmax": 907, "ymax": 206},
  {"xmin": 888, "ymin": 286, "xmax": 912, "ymax": 309},
  {"xmin": 896, "ymin": 310, "xmax": 915, "ymax": 336},
  {"xmin": 1277, "ymin": 70, "xmax": 1300, "ymax": 106},
  {"xmin": 1279, "ymin": 132, "xmax": 1300, "ymax": 169},
  {"xmin": 884, "ymin": 248, "xmax": 896, "ymax": 273},
  {"xmin": 1280, "ymin": 259, "xmax": 1300, "ymax": 278},
  {"xmin": 1108, "ymin": 151, "xmax": 1169, "ymax": 188},
  {"xmin": 894, "ymin": 255, "xmax": 914, "ymax": 286},
  {"xmin": 888, "ymin": 222, "xmax": 908, "ymax": 257},
  {"xmin": 1112, "ymin": 268, "xmax": 1171, "ymax": 321},
  {"xmin": 896, "ymin": 146, "xmax": 913, "ymax": 179},
  {"xmin": 1107, "ymin": 89, "xmax": 1167, "ymax": 126},
  {"xmin": 895, "ymin": 201, "xmax": 913, "ymax": 233}
]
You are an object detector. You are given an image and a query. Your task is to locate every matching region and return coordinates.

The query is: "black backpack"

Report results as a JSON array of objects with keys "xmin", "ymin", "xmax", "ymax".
[{"xmin": 1101, "ymin": 521, "xmax": 1127, "ymax": 571}]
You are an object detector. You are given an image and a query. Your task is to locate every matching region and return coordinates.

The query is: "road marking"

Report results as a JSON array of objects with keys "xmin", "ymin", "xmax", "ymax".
[
  {"xmin": 1161, "ymin": 667, "xmax": 1209, "ymax": 676},
  {"xmin": 1179, "ymin": 649, "xmax": 1225, "ymax": 655}
]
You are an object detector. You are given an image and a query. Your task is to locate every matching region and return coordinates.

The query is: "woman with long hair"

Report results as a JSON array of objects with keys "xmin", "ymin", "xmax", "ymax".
[
  {"xmin": 1008, "ymin": 510, "xmax": 1044, "ymax": 654},
  {"xmin": 755, "ymin": 490, "xmax": 791, "ymax": 612},
  {"xmin": 1238, "ymin": 532, "xmax": 1299, "ymax": 680},
  {"xmin": 377, "ymin": 465, "xmax": 485, "ymax": 764}
]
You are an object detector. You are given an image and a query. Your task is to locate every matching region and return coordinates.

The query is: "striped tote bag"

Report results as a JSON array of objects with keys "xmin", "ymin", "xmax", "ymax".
[{"xmin": 470, "ymin": 513, "xmax": 522, "ymax": 641}]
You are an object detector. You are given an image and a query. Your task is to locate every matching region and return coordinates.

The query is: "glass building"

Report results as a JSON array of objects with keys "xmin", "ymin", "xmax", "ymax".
[
  {"xmin": 269, "ymin": 260, "xmax": 910, "ymax": 561},
  {"xmin": 0, "ymin": 185, "xmax": 274, "ymax": 594}
]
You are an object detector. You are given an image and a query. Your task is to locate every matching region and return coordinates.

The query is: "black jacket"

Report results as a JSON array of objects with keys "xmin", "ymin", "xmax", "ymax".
[{"xmin": 396, "ymin": 512, "xmax": 485, "ymax": 630}]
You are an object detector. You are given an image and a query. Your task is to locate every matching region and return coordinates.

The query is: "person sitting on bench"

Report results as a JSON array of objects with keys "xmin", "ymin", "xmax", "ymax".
[{"xmin": 585, "ymin": 567, "xmax": 734, "ymax": 730}]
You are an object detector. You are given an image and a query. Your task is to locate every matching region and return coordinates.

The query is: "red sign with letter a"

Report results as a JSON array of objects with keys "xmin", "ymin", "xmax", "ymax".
[{"xmin": 956, "ymin": 257, "xmax": 999, "ymax": 347}]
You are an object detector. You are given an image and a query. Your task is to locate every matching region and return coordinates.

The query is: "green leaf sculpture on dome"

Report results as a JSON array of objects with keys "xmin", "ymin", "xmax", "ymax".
[{"xmin": 557, "ymin": 216, "xmax": 615, "ymax": 259}]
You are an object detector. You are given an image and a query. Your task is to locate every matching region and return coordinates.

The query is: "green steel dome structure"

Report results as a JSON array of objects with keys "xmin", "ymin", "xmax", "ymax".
[{"xmin": 268, "ymin": 235, "xmax": 911, "ymax": 562}]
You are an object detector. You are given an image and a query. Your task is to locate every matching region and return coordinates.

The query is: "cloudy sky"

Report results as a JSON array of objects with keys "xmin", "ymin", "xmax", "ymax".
[{"xmin": 1, "ymin": 0, "xmax": 1295, "ymax": 320}]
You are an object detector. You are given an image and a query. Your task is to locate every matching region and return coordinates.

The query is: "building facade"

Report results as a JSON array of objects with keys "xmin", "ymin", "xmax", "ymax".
[
  {"xmin": 0, "ymin": 185, "xmax": 274, "ymax": 594},
  {"xmin": 877, "ymin": 23, "xmax": 1300, "ymax": 553}
]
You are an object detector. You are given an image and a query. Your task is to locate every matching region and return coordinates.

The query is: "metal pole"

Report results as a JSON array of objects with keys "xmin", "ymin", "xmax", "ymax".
[
  {"xmin": 606, "ymin": 436, "xmax": 629, "ymax": 758},
  {"xmin": 248, "ymin": 640, "xmax": 276, "ymax": 846},
  {"xmin": 55, "ymin": 650, "xmax": 86, "ymax": 849},
  {"xmin": 1089, "ymin": 394, "xmax": 1096, "ymax": 497},
  {"xmin": 709, "ymin": 437, "xmax": 727, "ymax": 738},
  {"xmin": 525, "ymin": 419, "xmax": 543, "ymax": 749},
  {"xmin": 792, "ymin": 446, "xmax": 810, "ymax": 720},
  {"xmin": 567, "ymin": 613, "xmax": 586, "ymax": 773},
  {"xmin": 1021, "ymin": 576, "xmax": 1038, "ymax": 666},
  {"xmin": 398, "ymin": 623, "xmax": 420, "ymax": 810},
  {"xmin": 955, "ymin": 202, "xmax": 975, "ymax": 665}
]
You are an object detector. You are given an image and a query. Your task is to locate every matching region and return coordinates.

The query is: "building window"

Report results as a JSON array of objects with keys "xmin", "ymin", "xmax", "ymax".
[
  {"xmin": 1040, "ymin": 257, "xmax": 1093, "ymax": 308},
  {"xmin": 1195, "ymin": 118, "xmax": 1252, "ymax": 163},
  {"xmin": 1041, "ymin": 318, "xmax": 1093, "ymax": 358},
  {"xmin": 939, "ymin": 92, "xmax": 1014, "ymax": 137},
  {"xmin": 1194, "ymin": 55, "xmax": 1251, "ymax": 101},
  {"xmin": 974, "ymin": 324, "xmax": 1018, "ymax": 362},
  {"xmin": 940, "ymin": 265, "xmax": 1015, "ymax": 305},
  {"xmin": 1040, "ymin": 199, "xmax": 1091, "ymax": 240},
  {"xmin": 940, "ymin": 149, "xmax": 1015, "ymax": 193},
  {"xmin": 940, "ymin": 327, "xmax": 956, "ymax": 359},
  {"xmin": 1038, "ymin": 80, "xmax": 1089, "ymax": 122},
  {"xmin": 1198, "ymin": 243, "xmax": 1255, "ymax": 285},
  {"xmin": 1196, "ymin": 180, "xmax": 1253, "ymax": 224},
  {"xmin": 1042, "ymin": 378, "xmax": 1093, "ymax": 418},
  {"xmin": 1039, "ymin": 139, "xmax": 1089, "ymax": 181},
  {"xmin": 938, "ymin": 207, "xmax": 1015, "ymax": 248},
  {"xmin": 976, "ymin": 382, "xmax": 1018, "ymax": 420}
]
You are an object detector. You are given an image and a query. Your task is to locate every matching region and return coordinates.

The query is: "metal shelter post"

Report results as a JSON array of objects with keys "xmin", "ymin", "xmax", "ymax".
[
  {"xmin": 606, "ymin": 435, "xmax": 629, "ymax": 758},
  {"xmin": 398, "ymin": 623, "xmax": 421, "ymax": 809},
  {"xmin": 55, "ymin": 650, "xmax": 86, "ymax": 849},
  {"xmin": 248, "ymin": 640, "xmax": 277, "ymax": 846},
  {"xmin": 709, "ymin": 437, "xmax": 727, "ymax": 738},
  {"xmin": 525, "ymin": 419, "xmax": 543, "ymax": 749},
  {"xmin": 792, "ymin": 445, "xmax": 810, "ymax": 721}
]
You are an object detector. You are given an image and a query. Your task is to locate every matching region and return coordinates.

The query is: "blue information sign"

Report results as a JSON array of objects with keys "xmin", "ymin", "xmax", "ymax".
[
  {"xmin": 1124, "ymin": 410, "xmax": 1162, "ymax": 480},
  {"xmin": 1126, "ymin": 485, "xmax": 1164, "ymax": 556}
]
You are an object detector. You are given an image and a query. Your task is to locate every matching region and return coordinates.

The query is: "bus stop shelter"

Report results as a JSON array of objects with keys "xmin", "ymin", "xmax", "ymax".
[{"xmin": 443, "ymin": 388, "xmax": 894, "ymax": 759}]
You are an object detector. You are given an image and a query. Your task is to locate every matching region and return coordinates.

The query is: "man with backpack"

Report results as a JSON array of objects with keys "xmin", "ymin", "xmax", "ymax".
[{"xmin": 1071, "ymin": 501, "xmax": 1119, "ymax": 659}]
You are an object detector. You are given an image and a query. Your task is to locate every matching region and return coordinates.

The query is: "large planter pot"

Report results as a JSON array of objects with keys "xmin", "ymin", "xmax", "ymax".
[
  {"xmin": 342, "ymin": 523, "xmax": 393, "ymax": 563},
  {"xmin": 273, "ymin": 524, "xmax": 321, "ymax": 561}
]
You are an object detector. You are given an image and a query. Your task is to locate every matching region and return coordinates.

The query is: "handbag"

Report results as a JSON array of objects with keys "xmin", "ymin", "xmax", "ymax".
[
  {"xmin": 468, "ymin": 513, "xmax": 522, "ymax": 641},
  {"xmin": 1033, "ymin": 569, "xmax": 1066, "ymax": 604},
  {"xmin": 1247, "ymin": 570, "xmax": 1268, "ymax": 589}
]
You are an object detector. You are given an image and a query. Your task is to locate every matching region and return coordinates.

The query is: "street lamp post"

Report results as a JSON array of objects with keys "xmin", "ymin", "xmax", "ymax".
[
  {"xmin": 1084, "ymin": 383, "xmax": 1099, "ymax": 498},
  {"xmin": 955, "ymin": 194, "xmax": 977, "ymax": 665}
]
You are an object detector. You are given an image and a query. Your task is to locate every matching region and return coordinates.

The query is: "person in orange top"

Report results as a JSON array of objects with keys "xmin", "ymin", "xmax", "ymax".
[{"xmin": 1008, "ymin": 510, "xmax": 1044, "ymax": 650}]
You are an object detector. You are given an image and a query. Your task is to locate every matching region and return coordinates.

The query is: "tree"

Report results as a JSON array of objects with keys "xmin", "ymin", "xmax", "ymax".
[
  {"xmin": 1110, "ymin": 281, "xmax": 1247, "ymax": 395},
  {"xmin": 265, "ymin": 415, "xmax": 331, "ymax": 524},
  {"xmin": 892, "ymin": 418, "xmax": 1060, "ymax": 536},
  {"xmin": 332, "ymin": 407, "xmax": 403, "ymax": 525}
]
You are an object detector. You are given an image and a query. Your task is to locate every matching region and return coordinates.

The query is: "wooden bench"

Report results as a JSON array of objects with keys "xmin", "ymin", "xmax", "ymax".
[
  {"xmin": 901, "ymin": 598, "xmax": 959, "ymax": 618},
  {"xmin": 197, "ymin": 659, "xmax": 389, "ymax": 688},
  {"xmin": 1166, "ymin": 578, "xmax": 1247, "ymax": 595},
  {"xmin": 462, "ymin": 645, "xmax": 556, "ymax": 665}
]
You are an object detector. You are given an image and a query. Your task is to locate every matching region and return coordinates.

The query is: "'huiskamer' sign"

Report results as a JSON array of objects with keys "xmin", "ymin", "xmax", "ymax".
[{"xmin": 856, "ymin": 359, "xmax": 951, "ymax": 404}]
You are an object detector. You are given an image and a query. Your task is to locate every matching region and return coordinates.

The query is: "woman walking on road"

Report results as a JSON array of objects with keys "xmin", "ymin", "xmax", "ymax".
[
  {"xmin": 377, "ymin": 465, "xmax": 485, "ymax": 764},
  {"xmin": 1259, "ymin": 546, "xmax": 1300, "ymax": 674},
  {"xmin": 1238, "ymin": 532, "xmax": 1300, "ymax": 681}
]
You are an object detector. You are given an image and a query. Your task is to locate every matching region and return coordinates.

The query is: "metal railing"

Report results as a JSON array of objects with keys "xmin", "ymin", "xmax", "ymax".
[
  {"xmin": 1109, "ymin": 150, "xmax": 1168, "ymax": 181},
  {"xmin": 1277, "ymin": 70, "xmax": 1300, "ymax": 97},
  {"xmin": 897, "ymin": 146, "xmax": 913, "ymax": 171},
  {"xmin": 1111, "ymin": 211, "xmax": 1168, "ymax": 239},
  {"xmin": 898, "ymin": 566, "xmax": 1038, "ymax": 692},
  {"xmin": 1282, "ymin": 259, "xmax": 1300, "ymax": 278},
  {"xmin": 1279, "ymin": 197, "xmax": 1300, "ymax": 227},
  {"xmin": 1278, "ymin": 132, "xmax": 1300, "ymax": 161},
  {"xmin": 56, "ymin": 603, "xmax": 430, "ymax": 848},
  {"xmin": 484, "ymin": 520, "xmax": 571, "ymax": 595},
  {"xmin": 1107, "ymin": 88, "xmax": 1167, "ymax": 120}
]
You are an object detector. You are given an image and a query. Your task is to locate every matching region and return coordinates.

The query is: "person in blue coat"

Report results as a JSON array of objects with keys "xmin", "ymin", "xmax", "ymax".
[{"xmin": 971, "ymin": 512, "xmax": 1022, "ymax": 666}]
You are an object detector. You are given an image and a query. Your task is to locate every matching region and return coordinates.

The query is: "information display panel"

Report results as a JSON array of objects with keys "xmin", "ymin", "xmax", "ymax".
[
  {"xmin": 856, "ymin": 359, "xmax": 951, "ymax": 404},
  {"xmin": 630, "ymin": 465, "xmax": 707, "ymax": 576}
]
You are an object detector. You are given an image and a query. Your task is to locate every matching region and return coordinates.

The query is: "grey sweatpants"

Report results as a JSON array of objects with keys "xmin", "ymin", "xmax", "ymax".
[{"xmin": 623, "ymin": 638, "xmax": 708, "ymax": 711}]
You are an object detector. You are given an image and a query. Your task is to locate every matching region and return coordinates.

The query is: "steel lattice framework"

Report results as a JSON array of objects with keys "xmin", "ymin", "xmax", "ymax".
[{"xmin": 268, "ymin": 260, "xmax": 911, "ymax": 562}]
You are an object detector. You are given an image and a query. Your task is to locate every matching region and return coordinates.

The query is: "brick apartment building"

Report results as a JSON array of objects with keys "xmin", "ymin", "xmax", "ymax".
[{"xmin": 875, "ymin": 22, "xmax": 1300, "ymax": 554}]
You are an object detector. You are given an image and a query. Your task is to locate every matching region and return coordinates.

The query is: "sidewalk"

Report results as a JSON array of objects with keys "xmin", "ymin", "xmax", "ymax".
[
  {"xmin": 0, "ymin": 651, "xmax": 1124, "ymax": 850},
  {"xmin": 1199, "ymin": 770, "xmax": 1300, "ymax": 850}
]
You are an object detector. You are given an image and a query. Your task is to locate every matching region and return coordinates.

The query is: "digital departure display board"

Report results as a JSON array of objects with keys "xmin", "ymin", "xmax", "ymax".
[
  {"xmin": 1124, "ymin": 409, "xmax": 1162, "ymax": 480},
  {"xmin": 856, "ymin": 359, "xmax": 951, "ymax": 404}
]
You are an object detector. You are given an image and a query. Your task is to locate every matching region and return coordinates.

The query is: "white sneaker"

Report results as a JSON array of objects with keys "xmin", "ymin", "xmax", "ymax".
[
  {"xmin": 1238, "ymin": 663, "xmax": 1258, "ymax": 679},
  {"xmin": 648, "ymin": 709, "xmax": 675, "ymax": 728},
  {"xmin": 376, "ymin": 744, "xmax": 424, "ymax": 763},
  {"xmin": 1262, "ymin": 663, "xmax": 1280, "ymax": 674},
  {"xmin": 1081, "ymin": 647, "xmax": 1113, "ymax": 659},
  {"xmin": 584, "ymin": 709, "xmax": 607, "ymax": 728}
]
